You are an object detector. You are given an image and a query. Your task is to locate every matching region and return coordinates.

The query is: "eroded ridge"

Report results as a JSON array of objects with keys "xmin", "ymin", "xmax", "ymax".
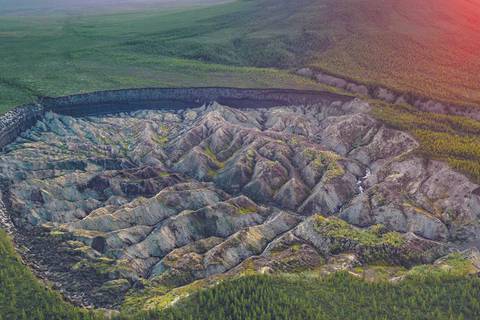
[{"xmin": 1, "ymin": 99, "xmax": 479, "ymax": 307}]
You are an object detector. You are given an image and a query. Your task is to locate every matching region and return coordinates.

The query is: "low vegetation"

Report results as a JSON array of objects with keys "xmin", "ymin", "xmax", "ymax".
[
  {"xmin": 314, "ymin": 216, "xmax": 405, "ymax": 248},
  {"xmin": 372, "ymin": 102, "xmax": 480, "ymax": 182},
  {"xmin": 310, "ymin": 0, "xmax": 480, "ymax": 107}
]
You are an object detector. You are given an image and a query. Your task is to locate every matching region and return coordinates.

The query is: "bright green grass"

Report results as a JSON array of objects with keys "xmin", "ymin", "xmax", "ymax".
[{"xmin": 0, "ymin": 0, "xmax": 330, "ymax": 113}]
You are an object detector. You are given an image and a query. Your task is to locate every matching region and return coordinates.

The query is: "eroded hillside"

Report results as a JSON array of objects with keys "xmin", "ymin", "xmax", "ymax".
[{"xmin": 1, "ymin": 98, "xmax": 479, "ymax": 308}]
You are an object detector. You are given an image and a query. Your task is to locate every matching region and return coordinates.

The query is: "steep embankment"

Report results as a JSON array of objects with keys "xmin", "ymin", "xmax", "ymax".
[
  {"xmin": 0, "ymin": 87, "xmax": 348, "ymax": 149},
  {"xmin": 297, "ymin": 68, "xmax": 480, "ymax": 120}
]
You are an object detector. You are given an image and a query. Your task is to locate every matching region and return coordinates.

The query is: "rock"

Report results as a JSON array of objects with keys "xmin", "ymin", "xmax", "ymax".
[
  {"xmin": 374, "ymin": 87, "xmax": 397, "ymax": 103},
  {"xmin": 346, "ymin": 83, "xmax": 369, "ymax": 96},
  {"xmin": 295, "ymin": 68, "xmax": 315, "ymax": 78},
  {"xmin": 320, "ymin": 113, "xmax": 379, "ymax": 156},
  {"xmin": 315, "ymin": 72, "xmax": 348, "ymax": 89},
  {"xmin": 87, "ymin": 175, "xmax": 110, "ymax": 193},
  {"xmin": 298, "ymin": 170, "xmax": 357, "ymax": 215},
  {"xmin": 92, "ymin": 236, "xmax": 107, "ymax": 253},
  {"xmin": 30, "ymin": 189, "xmax": 45, "ymax": 204},
  {"xmin": 273, "ymin": 178, "xmax": 310, "ymax": 210}
]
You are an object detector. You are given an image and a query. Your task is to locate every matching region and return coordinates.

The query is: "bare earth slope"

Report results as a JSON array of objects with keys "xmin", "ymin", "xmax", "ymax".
[{"xmin": 1, "ymin": 99, "xmax": 479, "ymax": 307}]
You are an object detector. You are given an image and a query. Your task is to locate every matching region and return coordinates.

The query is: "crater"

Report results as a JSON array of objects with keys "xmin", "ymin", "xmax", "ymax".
[{"xmin": 1, "ymin": 90, "xmax": 479, "ymax": 308}]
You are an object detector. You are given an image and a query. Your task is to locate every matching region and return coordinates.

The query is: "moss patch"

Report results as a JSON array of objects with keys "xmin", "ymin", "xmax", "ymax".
[
  {"xmin": 237, "ymin": 207, "xmax": 257, "ymax": 215},
  {"xmin": 407, "ymin": 252, "xmax": 477, "ymax": 278},
  {"xmin": 204, "ymin": 146, "xmax": 225, "ymax": 169},
  {"xmin": 314, "ymin": 216, "xmax": 405, "ymax": 248}
]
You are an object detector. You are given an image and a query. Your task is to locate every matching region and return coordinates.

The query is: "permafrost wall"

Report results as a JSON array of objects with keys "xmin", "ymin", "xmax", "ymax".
[
  {"xmin": 40, "ymin": 87, "xmax": 351, "ymax": 115},
  {"xmin": 0, "ymin": 104, "xmax": 44, "ymax": 150},
  {"xmin": 3, "ymin": 85, "xmax": 480, "ymax": 151},
  {"xmin": 0, "ymin": 87, "xmax": 352, "ymax": 149}
]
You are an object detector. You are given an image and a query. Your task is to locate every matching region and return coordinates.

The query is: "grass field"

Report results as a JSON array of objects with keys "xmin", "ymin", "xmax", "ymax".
[
  {"xmin": 0, "ymin": 0, "xmax": 328, "ymax": 113},
  {"xmin": 311, "ymin": 0, "xmax": 480, "ymax": 107},
  {"xmin": 2, "ymin": 0, "xmax": 480, "ymax": 113}
]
